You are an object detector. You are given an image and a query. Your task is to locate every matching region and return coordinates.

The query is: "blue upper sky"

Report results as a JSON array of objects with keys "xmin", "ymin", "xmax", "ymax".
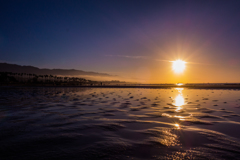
[{"xmin": 1, "ymin": 0, "xmax": 240, "ymax": 82}]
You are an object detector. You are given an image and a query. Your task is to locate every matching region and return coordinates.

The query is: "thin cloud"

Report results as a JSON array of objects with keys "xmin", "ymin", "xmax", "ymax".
[
  {"xmin": 157, "ymin": 59, "xmax": 213, "ymax": 65},
  {"xmin": 155, "ymin": 59, "xmax": 172, "ymax": 62},
  {"xmin": 105, "ymin": 55, "xmax": 149, "ymax": 59},
  {"xmin": 106, "ymin": 55, "xmax": 211, "ymax": 65},
  {"xmin": 186, "ymin": 61, "xmax": 214, "ymax": 65}
]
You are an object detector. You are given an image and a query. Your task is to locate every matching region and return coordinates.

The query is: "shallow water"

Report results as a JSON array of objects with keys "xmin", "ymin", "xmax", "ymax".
[{"xmin": 0, "ymin": 87, "xmax": 240, "ymax": 159}]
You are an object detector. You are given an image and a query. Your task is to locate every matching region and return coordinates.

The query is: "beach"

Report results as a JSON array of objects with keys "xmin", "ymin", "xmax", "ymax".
[{"xmin": 1, "ymin": 87, "xmax": 240, "ymax": 159}]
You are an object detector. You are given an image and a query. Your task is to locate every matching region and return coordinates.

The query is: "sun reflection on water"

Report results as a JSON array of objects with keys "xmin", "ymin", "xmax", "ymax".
[
  {"xmin": 175, "ymin": 123, "xmax": 180, "ymax": 129},
  {"xmin": 173, "ymin": 88, "xmax": 185, "ymax": 112},
  {"xmin": 175, "ymin": 95, "xmax": 184, "ymax": 107}
]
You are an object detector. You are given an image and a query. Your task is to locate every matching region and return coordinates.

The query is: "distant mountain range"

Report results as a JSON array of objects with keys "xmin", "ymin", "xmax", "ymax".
[{"xmin": 0, "ymin": 63, "xmax": 113, "ymax": 77}]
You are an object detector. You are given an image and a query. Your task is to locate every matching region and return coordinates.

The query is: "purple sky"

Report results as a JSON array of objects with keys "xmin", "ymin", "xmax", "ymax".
[{"xmin": 1, "ymin": 0, "xmax": 240, "ymax": 83}]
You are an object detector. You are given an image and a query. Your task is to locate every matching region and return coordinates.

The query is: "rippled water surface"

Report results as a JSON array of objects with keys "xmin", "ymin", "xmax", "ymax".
[{"xmin": 1, "ymin": 87, "xmax": 240, "ymax": 159}]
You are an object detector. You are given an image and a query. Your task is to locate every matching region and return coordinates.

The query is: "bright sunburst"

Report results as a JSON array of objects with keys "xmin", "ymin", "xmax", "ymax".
[{"xmin": 172, "ymin": 60, "xmax": 186, "ymax": 73}]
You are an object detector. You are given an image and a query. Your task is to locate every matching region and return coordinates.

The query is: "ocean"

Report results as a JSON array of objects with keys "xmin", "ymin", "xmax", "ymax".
[{"xmin": 1, "ymin": 87, "xmax": 240, "ymax": 159}]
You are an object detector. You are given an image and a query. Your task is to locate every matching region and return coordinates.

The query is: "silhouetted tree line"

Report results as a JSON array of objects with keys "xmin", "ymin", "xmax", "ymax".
[{"xmin": 0, "ymin": 72, "xmax": 101, "ymax": 86}]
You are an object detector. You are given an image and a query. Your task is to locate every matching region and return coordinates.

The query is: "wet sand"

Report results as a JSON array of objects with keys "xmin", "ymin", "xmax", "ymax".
[{"xmin": 0, "ymin": 87, "xmax": 240, "ymax": 159}]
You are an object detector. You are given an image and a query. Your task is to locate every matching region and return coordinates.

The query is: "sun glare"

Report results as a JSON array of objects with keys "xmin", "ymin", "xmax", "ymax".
[{"xmin": 172, "ymin": 60, "xmax": 186, "ymax": 73}]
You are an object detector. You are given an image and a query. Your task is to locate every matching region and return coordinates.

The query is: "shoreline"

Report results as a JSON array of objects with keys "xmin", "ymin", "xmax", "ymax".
[{"xmin": 1, "ymin": 84, "xmax": 240, "ymax": 89}]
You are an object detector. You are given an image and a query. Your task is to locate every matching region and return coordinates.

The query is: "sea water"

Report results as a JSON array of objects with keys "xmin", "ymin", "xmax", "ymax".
[{"xmin": 0, "ymin": 87, "xmax": 240, "ymax": 159}]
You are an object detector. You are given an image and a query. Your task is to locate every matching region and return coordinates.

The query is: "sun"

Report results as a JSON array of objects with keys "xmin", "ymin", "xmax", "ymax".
[{"xmin": 172, "ymin": 60, "xmax": 186, "ymax": 73}]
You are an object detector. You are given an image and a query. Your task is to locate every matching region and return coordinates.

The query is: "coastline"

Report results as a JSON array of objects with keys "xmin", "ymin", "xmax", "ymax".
[{"xmin": 1, "ymin": 84, "xmax": 240, "ymax": 89}]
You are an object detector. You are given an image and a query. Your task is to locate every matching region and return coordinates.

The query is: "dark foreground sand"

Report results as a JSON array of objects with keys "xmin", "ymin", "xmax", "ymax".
[{"xmin": 0, "ymin": 87, "xmax": 240, "ymax": 159}]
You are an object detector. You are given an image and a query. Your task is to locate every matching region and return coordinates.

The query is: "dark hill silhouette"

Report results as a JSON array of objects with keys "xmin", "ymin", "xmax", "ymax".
[{"xmin": 0, "ymin": 63, "xmax": 113, "ymax": 77}]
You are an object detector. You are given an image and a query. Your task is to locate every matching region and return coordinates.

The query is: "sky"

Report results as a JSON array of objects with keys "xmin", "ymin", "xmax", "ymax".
[{"xmin": 1, "ymin": 0, "xmax": 240, "ymax": 83}]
